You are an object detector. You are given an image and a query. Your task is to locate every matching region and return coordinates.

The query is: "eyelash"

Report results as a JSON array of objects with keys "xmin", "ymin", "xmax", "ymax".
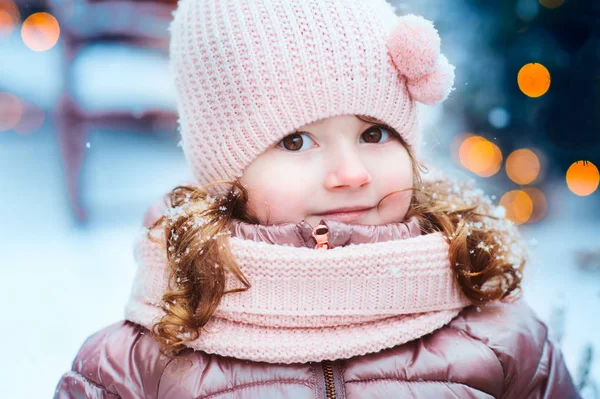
[{"xmin": 277, "ymin": 125, "xmax": 398, "ymax": 152}]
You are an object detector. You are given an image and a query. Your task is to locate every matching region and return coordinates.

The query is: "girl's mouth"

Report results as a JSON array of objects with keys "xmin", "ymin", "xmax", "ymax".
[{"xmin": 315, "ymin": 207, "xmax": 373, "ymax": 223}]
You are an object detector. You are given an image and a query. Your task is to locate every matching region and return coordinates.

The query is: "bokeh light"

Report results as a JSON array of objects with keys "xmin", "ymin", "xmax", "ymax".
[
  {"xmin": 566, "ymin": 161, "xmax": 599, "ymax": 196},
  {"xmin": 516, "ymin": 0, "xmax": 539, "ymax": 22},
  {"xmin": 522, "ymin": 187, "xmax": 548, "ymax": 223},
  {"xmin": 506, "ymin": 148, "xmax": 541, "ymax": 185},
  {"xmin": 518, "ymin": 63, "xmax": 551, "ymax": 98},
  {"xmin": 539, "ymin": 0, "xmax": 564, "ymax": 9},
  {"xmin": 459, "ymin": 135, "xmax": 503, "ymax": 177},
  {"xmin": 0, "ymin": 0, "xmax": 20, "ymax": 38},
  {"xmin": 500, "ymin": 190, "xmax": 534, "ymax": 225},
  {"xmin": 451, "ymin": 132, "xmax": 472, "ymax": 166},
  {"xmin": 488, "ymin": 107, "xmax": 511, "ymax": 129},
  {"xmin": 0, "ymin": 92, "xmax": 23, "ymax": 131},
  {"xmin": 13, "ymin": 102, "xmax": 46, "ymax": 135},
  {"xmin": 21, "ymin": 12, "xmax": 60, "ymax": 52}
]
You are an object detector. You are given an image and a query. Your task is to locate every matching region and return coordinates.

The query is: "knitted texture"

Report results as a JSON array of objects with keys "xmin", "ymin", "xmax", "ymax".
[
  {"xmin": 168, "ymin": 0, "xmax": 455, "ymax": 195},
  {"xmin": 125, "ymin": 226, "xmax": 470, "ymax": 363}
]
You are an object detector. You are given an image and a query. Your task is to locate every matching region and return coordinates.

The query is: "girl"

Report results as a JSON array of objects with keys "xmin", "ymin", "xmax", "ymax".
[{"xmin": 55, "ymin": 0, "xmax": 580, "ymax": 397}]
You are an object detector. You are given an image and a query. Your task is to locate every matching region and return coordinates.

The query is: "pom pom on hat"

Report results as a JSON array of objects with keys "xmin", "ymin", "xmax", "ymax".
[
  {"xmin": 387, "ymin": 14, "xmax": 440, "ymax": 80},
  {"xmin": 387, "ymin": 14, "xmax": 455, "ymax": 105},
  {"xmin": 407, "ymin": 54, "xmax": 455, "ymax": 104}
]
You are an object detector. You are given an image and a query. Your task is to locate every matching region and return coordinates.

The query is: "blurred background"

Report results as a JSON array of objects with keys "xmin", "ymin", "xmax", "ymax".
[{"xmin": 0, "ymin": 0, "xmax": 598, "ymax": 396}]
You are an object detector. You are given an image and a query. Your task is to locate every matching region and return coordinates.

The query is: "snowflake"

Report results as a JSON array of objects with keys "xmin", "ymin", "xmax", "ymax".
[
  {"xmin": 205, "ymin": 195, "xmax": 217, "ymax": 204},
  {"xmin": 491, "ymin": 205, "xmax": 506, "ymax": 219},
  {"xmin": 476, "ymin": 241, "xmax": 492, "ymax": 252},
  {"xmin": 191, "ymin": 214, "xmax": 208, "ymax": 228},
  {"xmin": 164, "ymin": 206, "xmax": 189, "ymax": 223}
]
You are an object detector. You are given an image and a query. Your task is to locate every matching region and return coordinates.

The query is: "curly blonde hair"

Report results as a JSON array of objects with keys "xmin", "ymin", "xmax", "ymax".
[{"xmin": 147, "ymin": 117, "xmax": 526, "ymax": 358}]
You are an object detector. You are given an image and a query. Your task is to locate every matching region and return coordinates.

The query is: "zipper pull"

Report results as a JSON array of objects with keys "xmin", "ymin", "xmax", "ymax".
[{"xmin": 312, "ymin": 223, "xmax": 331, "ymax": 250}]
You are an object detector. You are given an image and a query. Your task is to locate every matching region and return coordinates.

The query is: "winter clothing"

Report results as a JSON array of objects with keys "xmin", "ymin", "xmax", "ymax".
[
  {"xmin": 125, "ymin": 213, "xmax": 471, "ymax": 363},
  {"xmin": 54, "ymin": 193, "xmax": 581, "ymax": 398},
  {"xmin": 54, "ymin": 302, "xmax": 579, "ymax": 399},
  {"xmin": 169, "ymin": 0, "xmax": 455, "ymax": 194}
]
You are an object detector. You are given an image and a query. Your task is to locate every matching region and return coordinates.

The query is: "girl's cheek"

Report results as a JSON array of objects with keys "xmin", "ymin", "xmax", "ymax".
[
  {"xmin": 376, "ymin": 182, "xmax": 412, "ymax": 223},
  {"xmin": 249, "ymin": 188, "xmax": 307, "ymax": 224},
  {"xmin": 374, "ymin": 152, "xmax": 413, "ymax": 222},
  {"xmin": 244, "ymin": 161, "xmax": 314, "ymax": 224}
]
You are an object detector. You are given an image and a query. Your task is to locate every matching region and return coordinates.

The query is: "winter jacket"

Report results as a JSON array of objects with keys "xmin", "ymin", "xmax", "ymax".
[
  {"xmin": 55, "ymin": 195, "xmax": 580, "ymax": 398},
  {"xmin": 55, "ymin": 299, "xmax": 579, "ymax": 398}
]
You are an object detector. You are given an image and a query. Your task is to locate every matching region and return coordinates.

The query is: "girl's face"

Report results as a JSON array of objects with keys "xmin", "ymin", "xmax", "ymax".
[{"xmin": 239, "ymin": 115, "xmax": 414, "ymax": 228}]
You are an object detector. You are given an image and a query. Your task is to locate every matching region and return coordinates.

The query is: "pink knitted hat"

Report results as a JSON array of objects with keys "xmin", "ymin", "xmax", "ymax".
[{"xmin": 168, "ymin": 0, "xmax": 455, "ymax": 194}]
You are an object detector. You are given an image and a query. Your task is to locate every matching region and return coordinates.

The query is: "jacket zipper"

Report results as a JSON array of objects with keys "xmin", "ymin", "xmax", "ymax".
[
  {"xmin": 312, "ymin": 224, "xmax": 337, "ymax": 398},
  {"xmin": 312, "ymin": 222, "xmax": 331, "ymax": 249},
  {"xmin": 322, "ymin": 360, "xmax": 337, "ymax": 399}
]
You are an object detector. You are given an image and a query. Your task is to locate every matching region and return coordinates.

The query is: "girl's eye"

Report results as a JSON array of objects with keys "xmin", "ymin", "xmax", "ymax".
[
  {"xmin": 278, "ymin": 133, "xmax": 315, "ymax": 151},
  {"xmin": 277, "ymin": 126, "xmax": 395, "ymax": 152},
  {"xmin": 360, "ymin": 126, "xmax": 392, "ymax": 144}
]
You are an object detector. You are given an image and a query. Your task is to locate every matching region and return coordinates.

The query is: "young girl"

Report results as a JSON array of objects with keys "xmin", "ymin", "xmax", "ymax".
[{"xmin": 55, "ymin": 0, "xmax": 580, "ymax": 397}]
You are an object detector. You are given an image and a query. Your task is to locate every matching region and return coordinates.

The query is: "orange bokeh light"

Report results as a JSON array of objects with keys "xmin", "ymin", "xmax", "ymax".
[
  {"xmin": 522, "ymin": 187, "xmax": 547, "ymax": 223},
  {"xmin": 21, "ymin": 12, "xmax": 60, "ymax": 52},
  {"xmin": 506, "ymin": 149, "xmax": 541, "ymax": 185},
  {"xmin": 518, "ymin": 63, "xmax": 551, "ymax": 98},
  {"xmin": 539, "ymin": 0, "xmax": 564, "ymax": 9},
  {"xmin": 459, "ymin": 135, "xmax": 502, "ymax": 177},
  {"xmin": 0, "ymin": 92, "xmax": 23, "ymax": 131},
  {"xmin": 0, "ymin": 0, "xmax": 20, "ymax": 38},
  {"xmin": 500, "ymin": 190, "xmax": 534, "ymax": 225},
  {"xmin": 566, "ymin": 161, "xmax": 599, "ymax": 196},
  {"xmin": 451, "ymin": 132, "xmax": 473, "ymax": 165}
]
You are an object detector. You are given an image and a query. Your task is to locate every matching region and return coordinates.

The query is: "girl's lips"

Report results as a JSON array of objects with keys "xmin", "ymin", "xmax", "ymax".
[{"xmin": 316, "ymin": 207, "xmax": 372, "ymax": 223}]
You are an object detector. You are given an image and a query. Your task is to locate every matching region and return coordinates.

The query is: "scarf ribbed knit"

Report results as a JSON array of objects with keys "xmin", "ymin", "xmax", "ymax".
[{"xmin": 125, "ymin": 214, "xmax": 471, "ymax": 364}]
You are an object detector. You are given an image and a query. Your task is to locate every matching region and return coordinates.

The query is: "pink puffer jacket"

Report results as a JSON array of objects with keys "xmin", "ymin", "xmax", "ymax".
[
  {"xmin": 55, "ymin": 298, "xmax": 579, "ymax": 398},
  {"xmin": 55, "ymin": 197, "xmax": 580, "ymax": 398}
]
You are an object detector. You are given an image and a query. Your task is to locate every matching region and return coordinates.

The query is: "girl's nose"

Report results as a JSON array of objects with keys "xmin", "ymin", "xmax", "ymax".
[{"xmin": 324, "ymin": 150, "xmax": 372, "ymax": 189}]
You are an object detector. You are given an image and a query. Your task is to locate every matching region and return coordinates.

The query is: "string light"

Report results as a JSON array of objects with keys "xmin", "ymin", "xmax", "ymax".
[
  {"xmin": 0, "ymin": 0, "xmax": 20, "ymax": 38},
  {"xmin": 566, "ymin": 161, "xmax": 599, "ymax": 196},
  {"xmin": 500, "ymin": 190, "xmax": 533, "ymax": 225},
  {"xmin": 518, "ymin": 63, "xmax": 551, "ymax": 98},
  {"xmin": 458, "ymin": 135, "xmax": 503, "ymax": 177},
  {"xmin": 21, "ymin": 12, "xmax": 60, "ymax": 52},
  {"xmin": 506, "ymin": 149, "xmax": 541, "ymax": 185}
]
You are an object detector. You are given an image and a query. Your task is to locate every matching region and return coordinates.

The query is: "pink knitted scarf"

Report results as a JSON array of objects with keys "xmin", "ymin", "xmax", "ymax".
[{"xmin": 125, "ymin": 215, "xmax": 471, "ymax": 364}]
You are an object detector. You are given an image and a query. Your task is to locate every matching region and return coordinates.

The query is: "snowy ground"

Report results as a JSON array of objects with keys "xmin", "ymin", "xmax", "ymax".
[{"xmin": 2, "ymin": 25, "xmax": 599, "ymax": 399}]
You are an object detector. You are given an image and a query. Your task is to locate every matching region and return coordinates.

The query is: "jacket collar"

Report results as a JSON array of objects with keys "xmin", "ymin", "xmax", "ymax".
[{"xmin": 228, "ymin": 215, "xmax": 421, "ymax": 249}]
